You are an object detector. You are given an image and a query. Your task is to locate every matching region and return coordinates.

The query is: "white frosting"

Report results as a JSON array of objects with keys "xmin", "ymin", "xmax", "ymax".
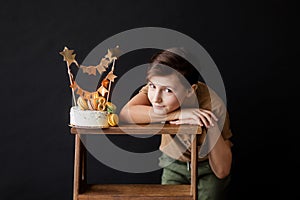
[{"xmin": 70, "ymin": 106, "xmax": 109, "ymax": 128}]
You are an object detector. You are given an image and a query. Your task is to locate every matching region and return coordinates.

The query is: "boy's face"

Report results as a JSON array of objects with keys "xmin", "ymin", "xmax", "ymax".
[{"xmin": 148, "ymin": 73, "xmax": 189, "ymax": 115}]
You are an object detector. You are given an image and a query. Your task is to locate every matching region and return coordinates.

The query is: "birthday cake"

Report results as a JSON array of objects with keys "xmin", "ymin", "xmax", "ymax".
[
  {"xmin": 60, "ymin": 46, "xmax": 120, "ymax": 128},
  {"xmin": 70, "ymin": 106, "xmax": 109, "ymax": 128}
]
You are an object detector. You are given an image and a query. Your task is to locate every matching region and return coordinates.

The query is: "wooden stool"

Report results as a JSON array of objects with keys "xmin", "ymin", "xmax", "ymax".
[{"xmin": 70, "ymin": 124, "xmax": 202, "ymax": 200}]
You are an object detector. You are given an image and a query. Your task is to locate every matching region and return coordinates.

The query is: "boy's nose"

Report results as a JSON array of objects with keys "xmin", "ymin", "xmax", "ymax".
[{"xmin": 153, "ymin": 90, "xmax": 162, "ymax": 103}]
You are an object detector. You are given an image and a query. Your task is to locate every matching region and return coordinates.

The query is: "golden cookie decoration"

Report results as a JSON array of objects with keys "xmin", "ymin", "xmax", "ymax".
[
  {"xmin": 97, "ymin": 103, "xmax": 106, "ymax": 111},
  {"xmin": 90, "ymin": 98, "xmax": 98, "ymax": 110},
  {"xmin": 87, "ymin": 99, "xmax": 93, "ymax": 110},
  {"xmin": 107, "ymin": 114, "xmax": 119, "ymax": 126},
  {"xmin": 93, "ymin": 92, "xmax": 100, "ymax": 99}
]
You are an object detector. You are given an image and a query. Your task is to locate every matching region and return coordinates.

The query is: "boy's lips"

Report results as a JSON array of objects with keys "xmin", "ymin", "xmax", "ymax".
[{"xmin": 153, "ymin": 105, "xmax": 165, "ymax": 110}]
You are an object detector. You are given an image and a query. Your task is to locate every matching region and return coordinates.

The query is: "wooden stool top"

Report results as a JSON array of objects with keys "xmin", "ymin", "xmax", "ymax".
[{"xmin": 70, "ymin": 123, "xmax": 202, "ymax": 135}]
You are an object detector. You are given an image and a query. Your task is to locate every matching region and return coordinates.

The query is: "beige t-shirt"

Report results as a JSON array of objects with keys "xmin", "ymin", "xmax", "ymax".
[{"xmin": 139, "ymin": 81, "xmax": 233, "ymax": 162}]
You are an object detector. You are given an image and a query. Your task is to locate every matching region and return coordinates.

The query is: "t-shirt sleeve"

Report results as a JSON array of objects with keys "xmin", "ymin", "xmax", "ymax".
[
  {"xmin": 206, "ymin": 85, "xmax": 233, "ymax": 144},
  {"xmin": 222, "ymin": 111, "xmax": 233, "ymax": 143}
]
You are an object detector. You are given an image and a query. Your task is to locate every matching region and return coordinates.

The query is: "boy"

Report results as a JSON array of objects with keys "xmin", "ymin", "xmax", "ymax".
[{"xmin": 119, "ymin": 48, "xmax": 233, "ymax": 200}]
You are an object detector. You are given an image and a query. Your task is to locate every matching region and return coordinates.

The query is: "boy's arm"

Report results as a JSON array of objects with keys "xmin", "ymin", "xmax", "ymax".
[
  {"xmin": 119, "ymin": 92, "xmax": 217, "ymax": 126},
  {"xmin": 119, "ymin": 92, "xmax": 178, "ymax": 124},
  {"xmin": 207, "ymin": 123, "xmax": 232, "ymax": 179}
]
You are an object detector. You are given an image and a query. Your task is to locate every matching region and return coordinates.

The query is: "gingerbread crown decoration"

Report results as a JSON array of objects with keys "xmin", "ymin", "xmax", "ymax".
[{"xmin": 59, "ymin": 46, "xmax": 121, "ymax": 112}]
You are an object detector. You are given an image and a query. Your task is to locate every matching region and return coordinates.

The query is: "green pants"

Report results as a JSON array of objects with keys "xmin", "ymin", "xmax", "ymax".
[{"xmin": 159, "ymin": 153, "xmax": 231, "ymax": 200}]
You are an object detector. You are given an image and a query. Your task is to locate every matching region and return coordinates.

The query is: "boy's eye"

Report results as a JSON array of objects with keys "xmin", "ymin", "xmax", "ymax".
[
  {"xmin": 149, "ymin": 83, "xmax": 155, "ymax": 88},
  {"xmin": 164, "ymin": 88, "xmax": 173, "ymax": 93}
]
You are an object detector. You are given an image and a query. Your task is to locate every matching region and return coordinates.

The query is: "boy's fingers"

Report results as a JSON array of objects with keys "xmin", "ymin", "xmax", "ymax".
[
  {"xmin": 170, "ymin": 119, "xmax": 203, "ymax": 126},
  {"xmin": 200, "ymin": 109, "xmax": 218, "ymax": 121}
]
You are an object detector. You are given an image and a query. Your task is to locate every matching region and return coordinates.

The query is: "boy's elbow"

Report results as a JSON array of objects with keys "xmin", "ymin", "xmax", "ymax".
[
  {"xmin": 214, "ymin": 168, "xmax": 231, "ymax": 179},
  {"xmin": 119, "ymin": 109, "xmax": 129, "ymax": 123},
  {"xmin": 119, "ymin": 107, "xmax": 134, "ymax": 123}
]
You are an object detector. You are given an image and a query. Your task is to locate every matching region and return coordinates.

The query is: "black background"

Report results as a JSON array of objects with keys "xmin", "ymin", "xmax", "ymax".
[{"xmin": 0, "ymin": 0, "xmax": 295, "ymax": 199}]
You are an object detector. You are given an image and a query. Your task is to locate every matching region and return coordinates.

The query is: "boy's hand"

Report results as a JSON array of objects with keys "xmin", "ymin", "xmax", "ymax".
[{"xmin": 169, "ymin": 108, "xmax": 218, "ymax": 128}]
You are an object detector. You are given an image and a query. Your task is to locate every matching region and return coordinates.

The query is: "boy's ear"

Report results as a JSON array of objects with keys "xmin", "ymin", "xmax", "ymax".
[{"xmin": 187, "ymin": 84, "xmax": 198, "ymax": 97}]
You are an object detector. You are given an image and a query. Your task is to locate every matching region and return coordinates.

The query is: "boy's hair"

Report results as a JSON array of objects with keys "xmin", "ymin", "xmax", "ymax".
[{"xmin": 147, "ymin": 47, "xmax": 200, "ymax": 88}]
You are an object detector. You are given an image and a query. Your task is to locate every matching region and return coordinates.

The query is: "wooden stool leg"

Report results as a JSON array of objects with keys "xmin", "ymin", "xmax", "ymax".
[
  {"xmin": 80, "ymin": 135, "xmax": 87, "ymax": 192},
  {"xmin": 191, "ymin": 134, "xmax": 199, "ymax": 200},
  {"xmin": 73, "ymin": 134, "xmax": 81, "ymax": 200},
  {"xmin": 73, "ymin": 134, "xmax": 87, "ymax": 200}
]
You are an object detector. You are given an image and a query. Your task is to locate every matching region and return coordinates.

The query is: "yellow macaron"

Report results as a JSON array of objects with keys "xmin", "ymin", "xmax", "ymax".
[
  {"xmin": 106, "ymin": 102, "xmax": 117, "ymax": 114},
  {"xmin": 77, "ymin": 96, "xmax": 89, "ymax": 110},
  {"xmin": 107, "ymin": 114, "xmax": 119, "ymax": 126}
]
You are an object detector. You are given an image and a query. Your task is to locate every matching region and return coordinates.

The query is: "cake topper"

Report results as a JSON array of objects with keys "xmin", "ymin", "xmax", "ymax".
[
  {"xmin": 59, "ymin": 47, "xmax": 79, "ymax": 106},
  {"xmin": 59, "ymin": 45, "xmax": 121, "ymax": 109}
]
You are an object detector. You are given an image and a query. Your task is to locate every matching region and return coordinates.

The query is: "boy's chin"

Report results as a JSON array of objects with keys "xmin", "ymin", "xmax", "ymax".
[{"xmin": 153, "ymin": 109, "xmax": 168, "ymax": 115}]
